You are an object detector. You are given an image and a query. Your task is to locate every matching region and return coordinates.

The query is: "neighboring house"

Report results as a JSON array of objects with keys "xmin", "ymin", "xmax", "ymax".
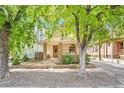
[
  {"xmin": 87, "ymin": 38, "xmax": 124, "ymax": 60},
  {"xmin": 24, "ymin": 26, "xmax": 44, "ymax": 59},
  {"xmin": 23, "ymin": 43, "xmax": 43, "ymax": 59}
]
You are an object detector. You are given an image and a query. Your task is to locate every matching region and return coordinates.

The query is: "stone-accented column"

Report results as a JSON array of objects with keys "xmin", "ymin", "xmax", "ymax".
[
  {"xmin": 58, "ymin": 43, "xmax": 62, "ymax": 60},
  {"xmin": 43, "ymin": 42, "xmax": 47, "ymax": 60}
]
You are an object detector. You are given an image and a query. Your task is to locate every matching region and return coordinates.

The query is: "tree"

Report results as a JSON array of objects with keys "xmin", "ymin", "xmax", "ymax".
[
  {"xmin": 0, "ymin": 6, "xmax": 37, "ymax": 79},
  {"xmin": 1, "ymin": 5, "xmax": 124, "ymax": 79},
  {"xmin": 92, "ymin": 28, "xmax": 110, "ymax": 60},
  {"xmin": 0, "ymin": 5, "xmax": 56, "ymax": 79},
  {"xmin": 54, "ymin": 5, "xmax": 110, "ymax": 75},
  {"xmin": 52, "ymin": 5, "xmax": 124, "ymax": 75},
  {"xmin": 92, "ymin": 6, "xmax": 124, "ymax": 60}
]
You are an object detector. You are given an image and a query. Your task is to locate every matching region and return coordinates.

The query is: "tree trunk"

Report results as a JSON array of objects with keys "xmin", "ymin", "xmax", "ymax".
[
  {"xmin": 0, "ymin": 22, "xmax": 10, "ymax": 79},
  {"xmin": 0, "ymin": 48, "xmax": 9, "ymax": 79},
  {"xmin": 79, "ymin": 47, "xmax": 87, "ymax": 75},
  {"xmin": 98, "ymin": 42, "xmax": 102, "ymax": 60}
]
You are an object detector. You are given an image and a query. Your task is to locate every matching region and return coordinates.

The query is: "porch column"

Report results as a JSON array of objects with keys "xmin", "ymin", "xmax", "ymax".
[
  {"xmin": 58, "ymin": 43, "xmax": 62, "ymax": 60},
  {"xmin": 105, "ymin": 42, "xmax": 108, "ymax": 58},
  {"xmin": 43, "ymin": 42, "xmax": 47, "ymax": 60},
  {"xmin": 111, "ymin": 41, "xmax": 114, "ymax": 62},
  {"xmin": 123, "ymin": 41, "xmax": 124, "ymax": 54}
]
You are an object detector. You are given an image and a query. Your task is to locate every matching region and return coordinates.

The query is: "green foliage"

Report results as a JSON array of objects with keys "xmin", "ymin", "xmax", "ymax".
[
  {"xmin": 0, "ymin": 6, "xmax": 37, "ymax": 59},
  {"xmin": 52, "ymin": 5, "xmax": 124, "ymax": 47},
  {"xmin": 12, "ymin": 58, "xmax": 20, "ymax": 65},
  {"xmin": 62, "ymin": 54, "xmax": 74, "ymax": 64},
  {"xmin": 23, "ymin": 54, "xmax": 29, "ymax": 62},
  {"xmin": 1, "ymin": 5, "xmax": 124, "ymax": 66},
  {"xmin": 85, "ymin": 54, "xmax": 91, "ymax": 65}
]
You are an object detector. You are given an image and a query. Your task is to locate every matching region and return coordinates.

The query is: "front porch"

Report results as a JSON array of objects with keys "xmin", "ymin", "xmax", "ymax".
[{"xmin": 43, "ymin": 39, "xmax": 79, "ymax": 61}]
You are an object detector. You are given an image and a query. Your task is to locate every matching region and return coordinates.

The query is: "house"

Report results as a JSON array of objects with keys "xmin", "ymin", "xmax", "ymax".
[
  {"xmin": 42, "ymin": 31, "xmax": 79, "ymax": 62},
  {"xmin": 24, "ymin": 18, "xmax": 80, "ymax": 62},
  {"xmin": 24, "ymin": 29, "xmax": 80, "ymax": 62},
  {"xmin": 87, "ymin": 38, "xmax": 124, "ymax": 60}
]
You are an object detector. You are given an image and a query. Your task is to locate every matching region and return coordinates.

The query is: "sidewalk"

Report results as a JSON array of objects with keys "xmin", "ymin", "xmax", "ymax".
[
  {"xmin": 94, "ymin": 58, "xmax": 124, "ymax": 65},
  {"xmin": 93, "ymin": 60, "xmax": 124, "ymax": 87}
]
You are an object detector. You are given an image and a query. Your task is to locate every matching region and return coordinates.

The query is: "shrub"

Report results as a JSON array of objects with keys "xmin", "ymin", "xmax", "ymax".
[
  {"xmin": 23, "ymin": 54, "xmax": 29, "ymax": 62},
  {"xmin": 12, "ymin": 58, "xmax": 20, "ymax": 65},
  {"xmin": 47, "ymin": 54, "xmax": 50, "ymax": 58},
  {"xmin": 62, "ymin": 54, "xmax": 73, "ymax": 64},
  {"xmin": 85, "ymin": 54, "xmax": 91, "ymax": 65}
]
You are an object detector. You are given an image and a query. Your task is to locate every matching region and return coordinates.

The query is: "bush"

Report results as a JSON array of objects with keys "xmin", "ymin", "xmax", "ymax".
[
  {"xmin": 85, "ymin": 54, "xmax": 91, "ymax": 65},
  {"xmin": 23, "ymin": 54, "xmax": 29, "ymax": 62},
  {"xmin": 62, "ymin": 54, "xmax": 74, "ymax": 64},
  {"xmin": 47, "ymin": 54, "xmax": 50, "ymax": 58},
  {"xmin": 12, "ymin": 58, "xmax": 20, "ymax": 65}
]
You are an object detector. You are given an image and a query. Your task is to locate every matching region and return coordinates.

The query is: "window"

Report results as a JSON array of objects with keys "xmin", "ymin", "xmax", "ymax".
[{"xmin": 69, "ymin": 44, "xmax": 76, "ymax": 54}]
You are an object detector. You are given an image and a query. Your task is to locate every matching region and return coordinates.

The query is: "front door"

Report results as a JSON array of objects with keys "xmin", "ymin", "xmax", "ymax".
[{"xmin": 53, "ymin": 45, "xmax": 58, "ymax": 58}]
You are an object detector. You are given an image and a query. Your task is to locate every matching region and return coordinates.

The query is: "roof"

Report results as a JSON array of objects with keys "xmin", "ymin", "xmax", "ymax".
[{"xmin": 42, "ymin": 38, "xmax": 77, "ymax": 44}]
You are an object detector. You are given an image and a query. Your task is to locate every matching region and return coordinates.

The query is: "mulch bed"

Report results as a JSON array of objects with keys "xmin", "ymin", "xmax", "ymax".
[
  {"xmin": 10, "ymin": 63, "xmax": 95, "ymax": 69},
  {"xmin": 86, "ymin": 64, "xmax": 96, "ymax": 68},
  {"xmin": 9, "ymin": 65, "xmax": 49, "ymax": 69}
]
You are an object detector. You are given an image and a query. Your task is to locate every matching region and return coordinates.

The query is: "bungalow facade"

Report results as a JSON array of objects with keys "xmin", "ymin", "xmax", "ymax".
[
  {"xmin": 24, "ymin": 31, "xmax": 79, "ymax": 62},
  {"xmin": 42, "ymin": 32, "xmax": 79, "ymax": 62}
]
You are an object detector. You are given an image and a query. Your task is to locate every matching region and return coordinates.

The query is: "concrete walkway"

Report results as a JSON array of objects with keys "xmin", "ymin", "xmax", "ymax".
[{"xmin": 93, "ymin": 60, "xmax": 124, "ymax": 87}]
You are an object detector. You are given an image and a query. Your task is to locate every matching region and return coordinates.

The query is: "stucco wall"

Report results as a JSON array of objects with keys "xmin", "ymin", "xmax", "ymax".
[
  {"xmin": 88, "ymin": 45, "xmax": 99, "ymax": 57},
  {"xmin": 62, "ymin": 43, "xmax": 69, "ymax": 54},
  {"xmin": 62, "ymin": 43, "xmax": 79, "ymax": 55},
  {"xmin": 47, "ymin": 44, "xmax": 55, "ymax": 58},
  {"xmin": 46, "ymin": 42, "xmax": 79, "ymax": 58},
  {"xmin": 107, "ymin": 42, "xmax": 113, "ymax": 57},
  {"xmin": 87, "ymin": 42, "xmax": 116, "ymax": 58},
  {"xmin": 87, "ymin": 43, "xmax": 110, "ymax": 58}
]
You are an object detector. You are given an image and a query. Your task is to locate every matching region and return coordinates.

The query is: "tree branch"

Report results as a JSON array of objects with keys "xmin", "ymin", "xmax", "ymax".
[
  {"xmin": 81, "ymin": 37, "xmax": 87, "ymax": 51},
  {"xmin": 90, "ymin": 6, "xmax": 98, "ymax": 11},
  {"xmin": 14, "ymin": 10, "xmax": 21, "ymax": 22},
  {"xmin": 66, "ymin": 5, "xmax": 81, "ymax": 47},
  {"xmin": 72, "ymin": 12, "xmax": 81, "ymax": 47},
  {"xmin": 86, "ymin": 5, "xmax": 91, "ymax": 14},
  {"xmin": 14, "ymin": 6, "xmax": 28, "ymax": 22},
  {"xmin": 93, "ymin": 26, "xmax": 103, "ymax": 32},
  {"xmin": 111, "ymin": 12, "xmax": 124, "ymax": 16}
]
